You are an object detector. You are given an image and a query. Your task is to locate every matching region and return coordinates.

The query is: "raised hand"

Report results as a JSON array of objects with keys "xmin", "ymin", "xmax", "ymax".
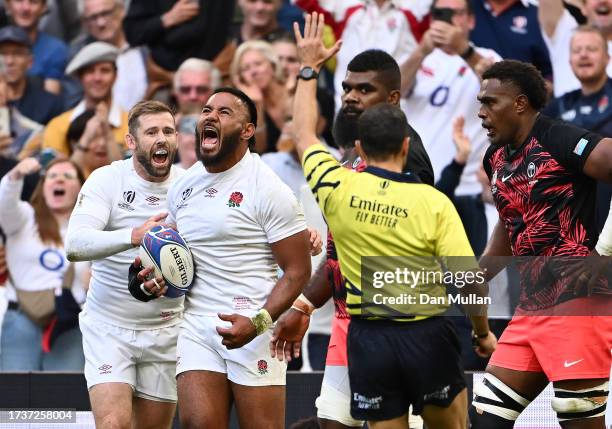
[
  {"xmin": 452, "ymin": 116, "xmax": 471, "ymax": 165},
  {"xmin": 293, "ymin": 12, "xmax": 342, "ymax": 71},
  {"xmin": 9, "ymin": 157, "xmax": 41, "ymax": 181}
]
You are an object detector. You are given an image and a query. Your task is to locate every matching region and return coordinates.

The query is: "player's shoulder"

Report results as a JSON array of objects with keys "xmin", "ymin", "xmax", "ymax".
[
  {"xmin": 85, "ymin": 158, "xmax": 129, "ymax": 185},
  {"xmin": 252, "ymin": 153, "xmax": 295, "ymax": 190},
  {"xmin": 168, "ymin": 162, "xmax": 202, "ymax": 198}
]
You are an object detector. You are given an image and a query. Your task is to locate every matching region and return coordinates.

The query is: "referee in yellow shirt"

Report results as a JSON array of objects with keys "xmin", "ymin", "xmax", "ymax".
[{"xmin": 292, "ymin": 13, "xmax": 497, "ymax": 429}]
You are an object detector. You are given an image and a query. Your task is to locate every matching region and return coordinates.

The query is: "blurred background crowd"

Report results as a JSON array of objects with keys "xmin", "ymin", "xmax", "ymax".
[{"xmin": 0, "ymin": 0, "xmax": 610, "ymax": 374}]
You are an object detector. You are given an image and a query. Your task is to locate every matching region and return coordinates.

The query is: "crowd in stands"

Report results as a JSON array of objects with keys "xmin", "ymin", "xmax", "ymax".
[{"xmin": 0, "ymin": 0, "xmax": 610, "ymax": 374}]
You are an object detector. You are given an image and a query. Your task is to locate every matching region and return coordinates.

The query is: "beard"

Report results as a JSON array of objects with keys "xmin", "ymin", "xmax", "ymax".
[
  {"xmin": 134, "ymin": 145, "xmax": 174, "ymax": 178},
  {"xmin": 197, "ymin": 126, "xmax": 242, "ymax": 168},
  {"xmin": 333, "ymin": 108, "xmax": 361, "ymax": 150}
]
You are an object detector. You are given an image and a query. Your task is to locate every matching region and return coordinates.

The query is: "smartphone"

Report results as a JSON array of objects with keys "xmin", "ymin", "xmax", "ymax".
[
  {"xmin": 38, "ymin": 148, "xmax": 57, "ymax": 170},
  {"xmin": 0, "ymin": 107, "xmax": 10, "ymax": 137},
  {"xmin": 431, "ymin": 7, "xmax": 454, "ymax": 24}
]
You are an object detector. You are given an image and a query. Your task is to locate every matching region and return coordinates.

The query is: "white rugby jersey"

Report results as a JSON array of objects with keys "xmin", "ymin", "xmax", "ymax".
[
  {"xmin": 404, "ymin": 47, "xmax": 501, "ymax": 196},
  {"xmin": 66, "ymin": 158, "xmax": 185, "ymax": 329},
  {"xmin": 167, "ymin": 150, "xmax": 307, "ymax": 316}
]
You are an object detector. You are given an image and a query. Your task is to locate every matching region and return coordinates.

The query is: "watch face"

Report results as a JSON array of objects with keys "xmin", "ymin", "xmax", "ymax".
[{"xmin": 300, "ymin": 67, "xmax": 314, "ymax": 79}]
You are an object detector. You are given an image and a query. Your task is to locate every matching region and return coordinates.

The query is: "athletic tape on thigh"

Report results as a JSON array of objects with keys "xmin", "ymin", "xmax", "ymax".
[
  {"xmin": 472, "ymin": 373, "xmax": 531, "ymax": 420},
  {"xmin": 551, "ymin": 381, "xmax": 608, "ymax": 421}
]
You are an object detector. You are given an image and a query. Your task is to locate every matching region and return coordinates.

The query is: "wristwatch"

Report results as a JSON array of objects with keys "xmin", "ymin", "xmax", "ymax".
[
  {"xmin": 297, "ymin": 66, "xmax": 319, "ymax": 81},
  {"xmin": 460, "ymin": 42, "xmax": 476, "ymax": 60}
]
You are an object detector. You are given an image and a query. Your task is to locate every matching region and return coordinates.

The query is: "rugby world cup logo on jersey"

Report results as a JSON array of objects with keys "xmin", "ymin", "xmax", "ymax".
[
  {"xmin": 176, "ymin": 187, "xmax": 193, "ymax": 209},
  {"xmin": 118, "ymin": 190, "xmax": 136, "ymax": 211}
]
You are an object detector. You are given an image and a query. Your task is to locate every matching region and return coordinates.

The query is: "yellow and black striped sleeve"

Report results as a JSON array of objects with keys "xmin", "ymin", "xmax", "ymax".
[{"xmin": 302, "ymin": 143, "xmax": 350, "ymax": 215}]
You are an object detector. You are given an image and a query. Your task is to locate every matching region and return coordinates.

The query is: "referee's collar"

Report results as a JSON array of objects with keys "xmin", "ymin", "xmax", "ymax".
[{"xmin": 363, "ymin": 166, "xmax": 421, "ymax": 183}]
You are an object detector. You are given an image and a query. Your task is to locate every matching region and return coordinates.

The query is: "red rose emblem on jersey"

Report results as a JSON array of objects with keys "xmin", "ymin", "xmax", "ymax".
[
  {"xmin": 257, "ymin": 359, "xmax": 268, "ymax": 375},
  {"xmin": 227, "ymin": 191, "xmax": 243, "ymax": 208}
]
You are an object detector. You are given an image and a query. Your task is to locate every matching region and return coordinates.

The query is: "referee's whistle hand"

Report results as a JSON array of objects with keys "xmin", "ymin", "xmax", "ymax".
[{"xmin": 216, "ymin": 313, "xmax": 257, "ymax": 349}]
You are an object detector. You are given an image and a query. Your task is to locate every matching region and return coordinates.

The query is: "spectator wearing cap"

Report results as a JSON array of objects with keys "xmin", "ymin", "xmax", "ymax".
[
  {"xmin": 63, "ymin": 0, "xmax": 147, "ymax": 111},
  {"xmin": 175, "ymin": 114, "xmax": 198, "ymax": 170},
  {"xmin": 0, "ymin": 26, "xmax": 63, "ymax": 126},
  {"xmin": 4, "ymin": 0, "xmax": 68, "ymax": 95},
  {"xmin": 40, "ymin": 42, "xmax": 128, "ymax": 158}
]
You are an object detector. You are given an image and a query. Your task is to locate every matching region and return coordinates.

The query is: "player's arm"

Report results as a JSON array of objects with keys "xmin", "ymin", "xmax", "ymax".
[
  {"xmin": 478, "ymin": 218, "xmax": 513, "ymax": 281},
  {"xmin": 596, "ymin": 202, "xmax": 612, "ymax": 256},
  {"xmin": 437, "ymin": 200, "xmax": 496, "ymax": 356},
  {"xmin": 65, "ymin": 168, "xmax": 168, "ymax": 261},
  {"xmin": 293, "ymin": 12, "xmax": 342, "ymax": 161},
  {"xmin": 270, "ymin": 258, "xmax": 333, "ymax": 361},
  {"xmin": 0, "ymin": 158, "xmax": 42, "ymax": 236},
  {"xmin": 583, "ymin": 137, "xmax": 612, "ymax": 183},
  {"xmin": 217, "ymin": 229, "xmax": 311, "ymax": 350},
  {"xmin": 538, "ymin": 0, "xmax": 568, "ymax": 39}
]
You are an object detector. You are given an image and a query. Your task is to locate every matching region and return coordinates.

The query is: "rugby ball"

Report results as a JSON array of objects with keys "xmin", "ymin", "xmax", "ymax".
[{"xmin": 139, "ymin": 225, "xmax": 194, "ymax": 298}]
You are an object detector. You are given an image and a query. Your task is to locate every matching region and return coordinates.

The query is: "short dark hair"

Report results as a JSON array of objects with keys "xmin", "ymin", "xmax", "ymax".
[
  {"xmin": 347, "ymin": 50, "xmax": 400, "ymax": 92},
  {"xmin": 212, "ymin": 87, "xmax": 258, "ymax": 147},
  {"xmin": 128, "ymin": 100, "xmax": 175, "ymax": 136},
  {"xmin": 357, "ymin": 104, "xmax": 409, "ymax": 159},
  {"xmin": 67, "ymin": 109, "xmax": 95, "ymax": 145},
  {"xmin": 481, "ymin": 60, "xmax": 548, "ymax": 111},
  {"xmin": 431, "ymin": 0, "xmax": 473, "ymax": 15}
]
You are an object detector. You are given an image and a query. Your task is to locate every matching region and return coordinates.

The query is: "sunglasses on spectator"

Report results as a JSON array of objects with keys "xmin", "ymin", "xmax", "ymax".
[
  {"xmin": 46, "ymin": 172, "xmax": 78, "ymax": 181},
  {"xmin": 84, "ymin": 6, "xmax": 117, "ymax": 23},
  {"xmin": 178, "ymin": 85, "xmax": 211, "ymax": 95}
]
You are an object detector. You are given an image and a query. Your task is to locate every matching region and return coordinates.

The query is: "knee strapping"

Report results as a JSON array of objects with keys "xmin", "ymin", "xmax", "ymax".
[
  {"xmin": 472, "ymin": 374, "xmax": 531, "ymax": 421},
  {"xmin": 551, "ymin": 381, "xmax": 608, "ymax": 422}
]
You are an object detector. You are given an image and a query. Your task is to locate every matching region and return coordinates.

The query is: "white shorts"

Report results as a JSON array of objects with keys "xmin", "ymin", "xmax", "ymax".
[
  {"xmin": 176, "ymin": 313, "xmax": 286, "ymax": 386},
  {"xmin": 316, "ymin": 365, "xmax": 423, "ymax": 428},
  {"xmin": 80, "ymin": 310, "xmax": 179, "ymax": 402}
]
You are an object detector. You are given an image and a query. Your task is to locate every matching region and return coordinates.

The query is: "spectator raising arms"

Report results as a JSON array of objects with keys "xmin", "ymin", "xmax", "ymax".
[{"xmin": 0, "ymin": 157, "xmax": 87, "ymax": 371}]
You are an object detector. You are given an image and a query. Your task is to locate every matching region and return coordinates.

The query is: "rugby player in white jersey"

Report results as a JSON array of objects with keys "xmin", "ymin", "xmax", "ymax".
[
  {"xmin": 65, "ymin": 100, "xmax": 183, "ymax": 429},
  {"xmin": 163, "ymin": 87, "xmax": 311, "ymax": 429}
]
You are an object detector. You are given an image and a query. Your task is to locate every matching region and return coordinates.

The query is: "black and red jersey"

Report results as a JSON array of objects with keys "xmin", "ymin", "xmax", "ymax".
[{"xmin": 484, "ymin": 114, "xmax": 608, "ymax": 309}]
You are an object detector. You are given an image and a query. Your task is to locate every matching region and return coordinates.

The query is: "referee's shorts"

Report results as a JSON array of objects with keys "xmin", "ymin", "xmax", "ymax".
[{"xmin": 347, "ymin": 316, "xmax": 466, "ymax": 421}]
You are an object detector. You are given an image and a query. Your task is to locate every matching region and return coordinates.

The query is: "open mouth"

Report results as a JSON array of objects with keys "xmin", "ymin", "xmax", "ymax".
[
  {"xmin": 152, "ymin": 148, "xmax": 169, "ymax": 166},
  {"xmin": 595, "ymin": 5, "xmax": 611, "ymax": 16},
  {"xmin": 202, "ymin": 125, "xmax": 220, "ymax": 150},
  {"xmin": 342, "ymin": 107, "xmax": 362, "ymax": 117},
  {"xmin": 482, "ymin": 123, "xmax": 495, "ymax": 138},
  {"xmin": 53, "ymin": 188, "xmax": 66, "ymax": 197}
]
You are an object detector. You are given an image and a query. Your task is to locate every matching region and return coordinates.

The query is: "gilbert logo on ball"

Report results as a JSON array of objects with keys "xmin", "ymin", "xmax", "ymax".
[{"xmin": 139, "ymin": 226, "xmax": 195, "ymax": 298}]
